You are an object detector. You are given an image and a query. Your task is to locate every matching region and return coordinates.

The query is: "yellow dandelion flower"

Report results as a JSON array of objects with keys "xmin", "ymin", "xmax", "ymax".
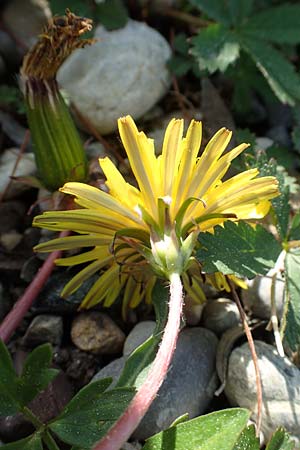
[{"xmin": 33, "ymin": 116, "xmax": 279, "ymax": 316}]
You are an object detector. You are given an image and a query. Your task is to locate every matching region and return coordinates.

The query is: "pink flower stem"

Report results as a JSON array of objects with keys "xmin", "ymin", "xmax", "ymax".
[
  {"xmin": 0, "ymin": 231, "xmax": 69, "ymax": 343},
  {"xmin": 93, "ymin": 272, "xmax": 184, "ymax": 450}
]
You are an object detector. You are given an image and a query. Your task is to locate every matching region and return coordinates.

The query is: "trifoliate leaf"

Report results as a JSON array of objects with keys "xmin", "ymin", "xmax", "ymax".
[
  {"xmin": 49, "ymin": 378, "xmax": 135, "ymax": 448},
  {"xmin": 266, "ymin": 427, "xmax": 296, "ymax": 450},
  {"xmin": 233, "ymin": 425, "xmax": 260, "ymax": 450},
  {"xmin": 239, "ymin": 36, "xmax": 300, "ymax": 105},
  {"xmin": 189, "ymin": 0, "xmax": 231, "ymax": 25},
  {"xmin": 191, "ymin": 24, "xmax": 240, "ymax": 73},
  {"xmin": 196, "ymin": 221, "xmax": 282, "ymax": 279},
  {"xmin": 244, "ymin": 4, "xmax": 300, "ymax": 44},
  {"xmin": 0, "ymin": 342, "xmax": 58, "ymax": 415},
  {"xmin": 283, "ymin": 248, "xmax": 300, "ymax": 351},
  {"xmin": 18, "ymin": 344, "xmax": 59, "ymax": 406},
  {"xmin": 142, "ymin": 408, "xmax": 251, "ymax": 450}
]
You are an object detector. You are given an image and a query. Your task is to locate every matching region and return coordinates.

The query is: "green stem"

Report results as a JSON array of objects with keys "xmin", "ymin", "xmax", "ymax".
[
  {"xmin": 22, "ymin": 406, "xmax": 43, "ymax": 429},
  {"xmin": 42, "ymin": 430, "xmax": 61, "ymax": 450}
]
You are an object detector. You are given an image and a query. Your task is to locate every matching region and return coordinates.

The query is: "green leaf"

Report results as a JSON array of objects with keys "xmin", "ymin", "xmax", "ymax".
[
  {"xmin": 117, "ymin": 281, "xmax": 168, "ymax": 387},
  {"xmin": 173, "ymin": 33, "xmax": 190, "ymax": 55},
  {"xmin": 244, "ymin": 5, "xmax": 300, "ymax": 44},
  {"xmin": 95, "ymin": 0, "xmax": 128, "ymax": 30},
  {"xmin": 233, "ymin": 425, "xmax": 260, "ymax": 450},
  {"xmin": 168, "ymin": 55, "xmax": 193, "ymax": 77},
  {"xmin": 271, "ymin": 172, "xmax": 290, "ymax": 241},
  {"xmin": 49, "ymin": 378, "xmax": 135, "ymax": 448},
  {"xmin": 191, "ymin": 24, "xmax": 240, "ymax": 73},
  {"xmin": 19, "ymin": 344, "xmax": 59, "ymax": 405},
  {"xmin": 253, "ymin": 154, "xmax": 292, "ymax": 240},
  {"xmin": 239, "ymin": 36, "xmax": 300, "ymax": 105},
  {"xmin": 142, "ymin": 408, "xmax": 251, "ymax": 450},
  {"xmin": 197, "ymin": 221, "xmax": 282, "ymax": 279},
  {"xmin": 49, "ymin": 0, "xmax": 94, "ymax": 18},
  {"xmin": 266, "ymin": 427, "xmax": 296, "ymax": 450},
  {"xmin": 0, "ymin": 340, "xmax": 20, "ymax": 415},
  {"xmin": 229, "ymin": 0, "xmax": 253, "ymax": 25},
  {"xmin": 0, "ymin": 85, "xmax": 25, "ymax": 114},
  {"xmin": 189, "ymin": 0, "xmax": 231, "ymax": 25},
  {"xmin": 289, "ymin": 213, "xmax": 300, "ymax": 241},
  {"xmin": 283, "ymin": 248, "xmax": 300, "ymax": 351},
  {"xmin": 0, "ymin": 433, "xmax": 43, "ymax": 450}
]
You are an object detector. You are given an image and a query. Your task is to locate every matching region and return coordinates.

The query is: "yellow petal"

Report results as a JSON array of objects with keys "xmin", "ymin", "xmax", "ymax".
[
  {"xmin": 61, "ymin": 182, "xmax": 142, "ymax": 225},
  {"xmin": 160, "ymin": 118, "xmax": 184, "ymax": 196},
  {"xmin": 186, "ymin": 127, "xmax": 232, "ymax": 200},
  {"xmin": 61, "ymin": 255, "xmax": 113, "ymax": 297},
  {"xmin": 171, "ymin": 120, "xmax": 202, "ymax": 216},
  {"xmin": 118, "ymin": 116, "xmax": 158, "ymax": 217},
  {"xmin": 99, "ymin": 156, "xmax": 141, "ymax": 210}
]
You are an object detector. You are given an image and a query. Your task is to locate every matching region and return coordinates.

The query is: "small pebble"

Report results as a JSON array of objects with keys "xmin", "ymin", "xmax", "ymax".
[
  {"xmin": 202, "ymin": 297, "xmax": 240, "ymax": 336},
  {"xmin": 22, "ymin": 314, "xmax": 63, "ymax": 347},
  {"xmin": 71, "ymin": 312, "xmax": 125, "ymax": 355},
  {"xmin": 123, "ymin": 321, "xmax": 156, "ymax": 356},
  {"xmin": 0, "ymin": 230, "xmax": 23, "ymax": 251},
  {"xmin": 242, "ymin": 274, "xmax": 285, "ymax": 319}
]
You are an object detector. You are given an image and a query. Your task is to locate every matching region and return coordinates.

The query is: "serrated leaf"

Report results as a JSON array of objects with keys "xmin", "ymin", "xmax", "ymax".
[
  {"xmin": 0, "ymin": 340, "xmax": 21, "ymax": 415},
  {"xmin": 173, "ymin": 33, "xmax": 190, "ymax": 55},
  {"xmin": 244, "ymin": 4, "xmax": 300, "ymax": 44},
  {"xmin": 229, "ymin": 0, "xmax": 253, "ymax": 25},
  {"xmin": 283, "ymin": 248, "xmax": 300, "ymax": 351},
  {"xmin": 239, "ymin": 36, "xmax": 300, "ymax": 105},
  {"xmin": 142, "ymin": 408, "xmax": 251, "ymax": 450},
  {"xmin": 95, "ymin": 0, "xmax": 128, "ymax": 30},
  {"xmin": 19, "ymin": 344, "xmax": 59, "ymax": 405},
  {"xmin": 168, "ymin": 55, "xmax": 193, "ymax": 77},
  {"xmin": 271, "ymin": 173, "xmax": 290, "ymax": 241},
  {"xmin": 0, "ymin": 433, "xmax": 43, "ymax": 450},
  {"xmin": 49, "ymin": 378, "xmax": 135, "ymax": 448},
  {"xmin": 191, "ymin": 24, "xmax": 240, "ymax": 73},
  {"xmin": 233, "ymin": 425, "xmax": 260, "ymax": 450},
  {"xmin": 189, "ymin": 0, "xmax": 231, "ymax": 25},
  {"xmin": 266, "ymin": 427, "xmax": 295, "ymax": 450},
  {"xmin": 289, "ymin": 213, "xmax": 300, "ymax": 241},
  {"xmin": 197, "ymin": 221, "xmax": 282, "ymax": 279},
  {"xmin": 117, "ymin": 281, "xmax": 168, "ymax": 388},
  {"xmin": 254, "ymin": 154, "xmax": 291, "ymax": 240}
]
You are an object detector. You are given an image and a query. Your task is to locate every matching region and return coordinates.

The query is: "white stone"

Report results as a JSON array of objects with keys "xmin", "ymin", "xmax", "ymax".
[
  {"xmin": 225, "ymin": 340, "xmax": 300, "ymax": 442},
  {"xmin": 0, "ymin": 149, "xmax": 36, "ymax": 199},
  {"xmin": 58, "ymin": 20, "xmax": 171, "ymax": 135}
]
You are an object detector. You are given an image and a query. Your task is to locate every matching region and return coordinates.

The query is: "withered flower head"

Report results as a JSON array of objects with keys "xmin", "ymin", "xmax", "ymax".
[{"xmin": 21, "ymin": 9, "xmax": 94, "ymax": 82}]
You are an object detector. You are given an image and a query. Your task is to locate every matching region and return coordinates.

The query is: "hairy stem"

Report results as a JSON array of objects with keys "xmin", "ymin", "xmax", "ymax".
[
  {"xmin": 0, "ymin": 231, "xmax": 68, "ymax": 343},
  {"xmin": 93, "ymin": 272, "xmax": 184, "ymax": 450},
  {"xmin": 228, "ymin": 278, "xmax": 263, "ymax": 437}
]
